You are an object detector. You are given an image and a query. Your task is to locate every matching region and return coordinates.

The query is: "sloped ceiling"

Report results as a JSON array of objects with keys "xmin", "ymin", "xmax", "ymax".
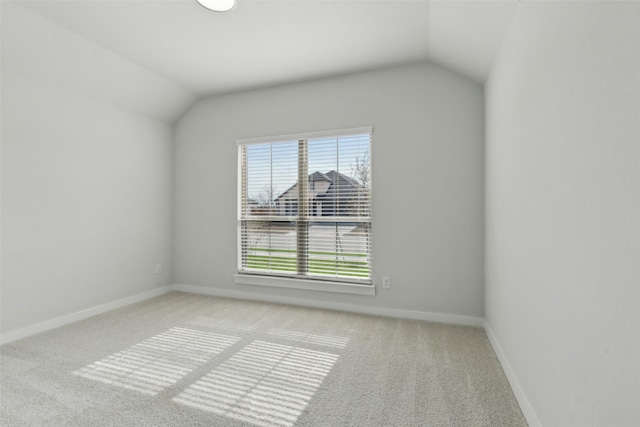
[
  {"xmin": 15, "ymin": 0, "xmax": 518, "ymax": 89},
  {"xmin": 429, "ymin": 0, "xmax": 518, "ymax": 83},
  {"xmin": 1, "ymin": 2, "xmax": 196, "ymax": 123},
  {"xmin": 5, "ymin": 0, "xmax": 518, "ymax": 121}
]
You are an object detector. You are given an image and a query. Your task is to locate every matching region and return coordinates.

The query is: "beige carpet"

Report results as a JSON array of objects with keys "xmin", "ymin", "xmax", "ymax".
[{"xmin": 0, "ymin": 292, "xmax": 527, "ymax": 426}]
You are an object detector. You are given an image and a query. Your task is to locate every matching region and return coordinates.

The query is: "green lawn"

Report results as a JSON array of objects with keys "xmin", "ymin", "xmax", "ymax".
[
  {"xmin": 246, "ymin": 248, "xmax": 369, "ymax": 278},
  {"xmin": 249, "ymin": 247, "xmax": 367, "ymax": 258}
]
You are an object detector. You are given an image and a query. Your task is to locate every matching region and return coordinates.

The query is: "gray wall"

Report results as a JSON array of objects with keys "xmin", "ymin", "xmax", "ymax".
[
  {"xmin": 485, "ymin": 2, "xmax": 640, "ymax": 425},
  {"xmin": 1, "ymin": 3, "xmax": 175, "ymax": 333},
  {"xmin": 174, "ymin": 62, "xmax": 485, "ymax": 318}
]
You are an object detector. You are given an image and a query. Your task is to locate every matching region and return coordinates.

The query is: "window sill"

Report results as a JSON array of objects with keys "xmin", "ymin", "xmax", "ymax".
[{"xmin": 233, "ymin": 274, "xmax": 375, "ymax": 296}]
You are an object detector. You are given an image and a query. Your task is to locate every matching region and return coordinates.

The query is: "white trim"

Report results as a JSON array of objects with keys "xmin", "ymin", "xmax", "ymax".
[
  {"xmin": 0, "ymin": 286, "xmax": 172, "ymax": 345},
  {"xmin": 0, "ymin": 281, "xmax": 485, "ymax": 350},
  {"xmin": 237, "ymin": 145, "xmax": 243, "ymax": 272},
  {"xmin": 484, "ymin": 321, "xmax": 542, "ymax": 427},
  {"xmin": 240, "ymin": 216, "xmax": 372, "ymax": 222},
  {"xmin": 236, "ymin": 126, "xmax": 373, "ymax": 145},
  {"xmin": 234, "ymin": 274, "xmax": 375, "ymax": 295},
  {"xmin": 172, "ymin": 284, "xmax": 484, "ymax": 327}
]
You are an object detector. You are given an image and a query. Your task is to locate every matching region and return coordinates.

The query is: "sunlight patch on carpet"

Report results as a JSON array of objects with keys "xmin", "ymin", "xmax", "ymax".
[
  {"xmin": 173, "ymin": 340, "xmax": 339, "ymax": 427},
  {"xmin": 73, "ymin": 327, "xmax": 240, "ymax": 396}
]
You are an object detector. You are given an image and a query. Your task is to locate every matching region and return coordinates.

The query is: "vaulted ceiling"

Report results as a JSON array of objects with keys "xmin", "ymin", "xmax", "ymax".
[{"xmin": 15, "ymin": 0, "xmax": 519, "ymax": 98}]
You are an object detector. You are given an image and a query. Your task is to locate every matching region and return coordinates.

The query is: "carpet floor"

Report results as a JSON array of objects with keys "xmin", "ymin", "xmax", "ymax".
[{"xmin": 1, "ymin": 292, "xmax": 527, "ymax": 426}]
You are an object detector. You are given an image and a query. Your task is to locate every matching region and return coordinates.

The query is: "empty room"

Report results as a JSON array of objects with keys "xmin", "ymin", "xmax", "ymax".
[{"xmin": 1, "ymin": 0, "xmax": 638, "ymax": 426}]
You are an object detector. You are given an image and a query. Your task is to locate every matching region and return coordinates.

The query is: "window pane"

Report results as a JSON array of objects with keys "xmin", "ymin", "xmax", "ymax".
[
  {"xmin": 242, "ymin": 221, "xmax": 297, "ymax": 274},
  {"xmin": 337, "ymin": 135, "xmax": 371, "ymax": 218},
  {"xmin": 245, "ymin": 142, "xmax": 298, "ymax": 217},
  {"xmin": 308, "ymin": 135, "xmax": 370, "ymax": 218},
  {"xmin": 271, "ymin": 143, "xmax": 298, "ymax": 217},
  {"xmin": 307, "ymin": 222, "xmax": 371, "ymax": 279},
  {"xmin": 245, "ymin": 144, "xmax": 272, "ymax": 215}
]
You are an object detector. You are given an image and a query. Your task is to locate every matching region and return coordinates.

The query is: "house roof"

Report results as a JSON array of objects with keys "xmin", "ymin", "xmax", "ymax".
[
  {"xmin": 318, "ymin": 171, "xmax": 362, "ymax": 201},
  {"xmin": 309, "ymin": 171, "xmax": 331, "ymax": 183},
  {"xmin": 275, "ymin": 170, "xmax": 362, "ymax": 202}
]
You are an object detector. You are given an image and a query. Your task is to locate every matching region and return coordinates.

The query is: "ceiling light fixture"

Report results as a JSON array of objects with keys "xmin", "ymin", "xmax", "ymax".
[{"xmin": 196, "ymin": 0, "xmax": 236, "ymax": 12}]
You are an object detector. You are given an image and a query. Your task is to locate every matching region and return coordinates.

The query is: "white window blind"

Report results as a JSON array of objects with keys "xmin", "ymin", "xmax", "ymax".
[{"xmin": 237, "ymin": 128, "xmax": 372, "ymax": 285}]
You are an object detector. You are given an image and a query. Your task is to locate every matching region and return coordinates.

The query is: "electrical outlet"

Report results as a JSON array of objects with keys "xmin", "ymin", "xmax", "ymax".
[
  {"xmin": 155, "ymin": 264, "xmax": 162, "ymax": 274},
  {"xmin": 382, "ymin": 276, "xmax": 391, "ymax": 288}
]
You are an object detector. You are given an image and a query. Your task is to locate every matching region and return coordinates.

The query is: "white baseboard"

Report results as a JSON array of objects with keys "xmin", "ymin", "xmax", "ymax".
[
  {"xmin": 171, "ymin": 284, "xmax": 484, "ymax": 327},
  {"xmin": 484, "ymin": 321, "xmax": 542, "ymax": 427},
  {"xmin": 0, "ymin": 286, "xmax": 172, "ymax": 345},
  {"xmin": 1, "ymin": 284, "xmax": 482, "ymax": 345}
]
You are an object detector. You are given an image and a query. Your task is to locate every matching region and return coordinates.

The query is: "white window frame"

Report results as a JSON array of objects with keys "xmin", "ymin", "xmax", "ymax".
[{"xmin": 235, "ymin": 127, "xmax": 374, "ymax": 296}]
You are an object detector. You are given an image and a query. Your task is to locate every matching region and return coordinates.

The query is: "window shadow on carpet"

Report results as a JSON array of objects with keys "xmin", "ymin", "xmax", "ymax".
[
  {"xmin": 73, "ymin": 327, "xmax": 240, "ymax": 396},
  {"xmin": 173, "ymin": 340, "xmax": 339, "ymax": 427}
]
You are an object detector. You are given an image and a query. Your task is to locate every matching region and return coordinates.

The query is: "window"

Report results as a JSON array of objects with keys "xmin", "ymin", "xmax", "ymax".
[{"xmin": 236, "ymin": 128, "xmax": 372, "ymax": 290}]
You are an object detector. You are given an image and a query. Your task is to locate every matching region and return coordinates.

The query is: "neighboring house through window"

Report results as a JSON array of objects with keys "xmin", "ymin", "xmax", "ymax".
[
  {"xmin": 275, "ymin": 171, "xmax": 362, "ymax": 217},
  {"xmin": 236, "ymin": 128, "xmax": 372, "ymax": 291}
]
